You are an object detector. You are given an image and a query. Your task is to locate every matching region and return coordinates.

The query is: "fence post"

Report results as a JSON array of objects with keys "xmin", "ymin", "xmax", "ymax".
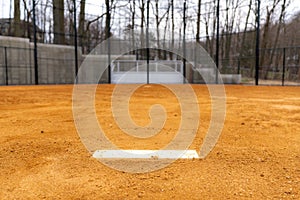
[
  {"xmin": 282, "ymin": 47, "xmax": 286, "ymax": 86},
  {"xmin": 73, "ymin": 0, "xmax": 78, "ymax": 81},
  {"xmin": 183, "ymin": 0, "xmax": 187, "ymax": 83},
  {"xmin": 146, "ymin": 0, "xmax": 150, "ymax": 84},
  {"xmin": 237, "ymin": 58, "xmax": 241, "ymax": 74},
  {"xmin": 30, "ymin": 48, "xmax": 32, "ymax": 84},
  {"xmin": 255, "ymin": 0, "xmax": 260, "ymax": 85},
  {"xmin": 33, "ymin": 0, "xmax": 38, "ymax": 85},
  {"xmin": 4, "ymin": 47, "xmax": 8, "ymax": 85},
  {"xmin": 215, "ymin": 0, "xmax": 220, "ymax": 84}
]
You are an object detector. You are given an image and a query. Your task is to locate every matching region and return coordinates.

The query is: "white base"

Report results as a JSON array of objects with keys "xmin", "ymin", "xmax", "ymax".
[{"xmin": 92, "ymin": 150, "xmax": 199, "ymax": 159}]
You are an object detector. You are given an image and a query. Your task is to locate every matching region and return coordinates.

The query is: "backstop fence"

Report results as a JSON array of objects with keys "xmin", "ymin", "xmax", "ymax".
[
  {"xmin": 0, "ymin": 0, "xmax": 299, "ymax": 86},
  {"xmin": 0, "ymin": 43, "xmax": 299, "ymax": 85}
]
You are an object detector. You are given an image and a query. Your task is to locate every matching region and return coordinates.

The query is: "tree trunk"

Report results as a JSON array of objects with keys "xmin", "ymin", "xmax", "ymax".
[
  {"xmin": 211, "ymin": 2, "xmax": 216, "ymax": 56},
  {"xmin": 67, "ymin": 0, "xmax": 74, "ymax": 45},
  {"xmin": 139, "ymin": 0, "xmax": 145, "ymax": 58},
  {"xmin": 260, "ymin": 0, "xmax": 280, "ymax": 68},
  {"xmin": 129, "ymin": 0, "xmax": 136, "ymax": 53},
  {"xmin": 105, "ymin": 0, "xmax": 111, "ymax": 40},
  {"xmin": 224, "ymin": 0, "xmax": 239, "ymax": 68},
  {"xmin": 43, "ymin": 0, "xmax": 50, "ymax": 43},
  {"xmin": 164, "ymin": 11, "xmax": 170, "ymax": 60},
  {"xmin": 204, "ymin": 20, "xmax": 209, "ymax": 53},
  {"xmin": 155, "ymin": 0, "xmax": 161, "ymax": 58},
  {"xmin": 196, "ymin": 0, "xmax": 202, "ymax": 44},
  {"xmin": 154, "ymin": 0, "xmax": 170, "ymax": 59},
  {"xmin": 14, "ymin": 0, "xmax": 22, "ymax": 37},
  {"xmin": 171, "ymin": 0, "xmax": 174, "ymax": 59},
  {"xmin": 22, "ymin": 0, "xmax": 32, "ymax": 40},
  {"xmin": 260, "ymin": 0, "xmax": 280, "ymax": 78},
  {"xmin": 78, "ymin": 0, "xmax": 86, "ymax": 53},
  {"xmin": 268, "ymin": 0, "xmax": 287, "ymax": 70},
  {"xmin": 241, "ymin": 0, "xmax": 252, "ymax": 56},
  {"xmin": 53, "ymin": 0, "xmax": 65, "ymax": 44},
  {"xmin": 224, "ymin": 0, "xmax": 230, "ymax": 67}
]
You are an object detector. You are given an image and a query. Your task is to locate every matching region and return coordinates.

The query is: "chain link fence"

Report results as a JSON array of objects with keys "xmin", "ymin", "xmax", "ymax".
[
  {"xmin": 0, "ymin": 45, "xmax": 34, "ymax": 85},
  {"xmin": 0, "ymin": 0, "xmax": 299, "ymax": 86}
]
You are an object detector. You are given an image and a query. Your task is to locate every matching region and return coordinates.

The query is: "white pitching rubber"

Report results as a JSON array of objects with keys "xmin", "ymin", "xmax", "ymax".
[{"xmin": 92, "ymin": 150, "xmax": 199, "ymax": 159}]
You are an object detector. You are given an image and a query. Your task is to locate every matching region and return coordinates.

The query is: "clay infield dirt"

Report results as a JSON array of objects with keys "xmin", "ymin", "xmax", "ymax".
[{"xmin": 0, "ymin": 84, "xmax": 299, "ymax": 199}]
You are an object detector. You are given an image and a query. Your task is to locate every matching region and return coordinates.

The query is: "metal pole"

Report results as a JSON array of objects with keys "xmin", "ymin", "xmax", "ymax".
[
  {"xmin": 183, "ymin": 0, "xmax": 187, "ymax": 83},
  {"xmin": 255, "ymin": 0, "xmax": 260, "ymax": 85},
  {"xmin": 32, "ymin": 0, "xmax": 38, "ymax": 85},
  {"xmin": 106, "ymin": 0, "xmax": 111, "ymax": 84},
  {"xmin": 73, "ymin": 0, "xmax": 78, "ymax": 81},
  {"xmin": 282, "ymin": 47, "xmax": 286, "ymax": 86},
  {"xmin": 4, "ymin": 47, "xmax": 8, "ymax": 85},
  {"xmin": 29, "ymin": 48, "xmax": 32, "ymax": 84},
  {"xmin": 215, "ymin": 0, "xmax": 220, "ymax": 84},
  {"xmin": 237, "ymin": 58, "xmax": 241, "ymax": 74},
  {"xmin": 146, "ymin": 0, "xmax": 150, "ymax": 84}
]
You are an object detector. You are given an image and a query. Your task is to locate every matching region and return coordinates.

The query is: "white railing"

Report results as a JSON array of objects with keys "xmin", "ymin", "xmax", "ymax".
[
  {"xmin": 111, "ymin": 60, "xmax": 183, "ymax": 73},
  {"xmin": 110, "ymin": 60, "xmax": 184, "ymax": 84}
]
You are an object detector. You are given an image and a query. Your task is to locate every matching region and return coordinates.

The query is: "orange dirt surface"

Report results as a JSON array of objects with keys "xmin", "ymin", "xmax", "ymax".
[{"xmin": 0, "ymin": 84, "xmax": 299, "ymax": 199}]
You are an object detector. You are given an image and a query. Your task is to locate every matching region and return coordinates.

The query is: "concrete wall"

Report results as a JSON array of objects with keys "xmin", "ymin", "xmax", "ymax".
[
  {"xmin": 0, "ymin": 36, "xmax": 33, "ymax": 85},
  {"xmin": 79, "ymin": 55, "xmax": 136, "ymax": 84},
  {"xmin": 37, "ymin": 43, "xmax": 77, "ymax": 84},
  {"xmin": 0, "ymin": 36, "xmax": 241, "ymax": 85},
  {"xmin": 0, "ymin": 36, "xmax": 80, "ymax": 85},
  {"xmin": 0, "ymin": 36, "xmax": 137, "ymax": 85}
]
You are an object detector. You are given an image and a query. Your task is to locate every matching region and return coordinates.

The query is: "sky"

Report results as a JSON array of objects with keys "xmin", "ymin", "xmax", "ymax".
[
  {"xmin": 0, "ymin": 0, "xmax": 299, "ymax": 39},
  {"xmin": 1, "ymin": 0, "xmax": 299, "ymax": 18}
]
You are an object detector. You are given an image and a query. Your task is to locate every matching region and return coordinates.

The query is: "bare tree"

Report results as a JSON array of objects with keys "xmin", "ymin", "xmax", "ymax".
[
  {"xmin": 240, "ymin": 0, "xmax": 253, "ymax": 57},
  {"xmin": 129, "ymin": 0, "xmax": 136, "ymax": 51},
  {"xmin": 22, "ymin": 0, "xmax": 32, "ymax": 39},
  {"xmin": 202, "ymin": 1, "xmax": 216, "ymax": 55},
  {"xmin": 138, "ymin": 0, "xmax": 146, "ymax": 58},
  {"xmin": 222, "ymin": 0, "xmax": 240, "ymax": 68},
  {"xmin": 154, "ymin": 0, "xmax": 160, "ymax": 57},
  {"xmin": 163, "ymin": 9, "xmax": 170, "ymax": 59},
  {"xmin": 285, "ymin": 11, "xmax": 300, "ymax": 79},
  {"xmin": 40, "ymin": 0, "xmax": 51, "ymax": 43},
  {"xmin": 139, "ymin": 0, "xmax": 145, "ymax": 55},
  {"xmin": 78, "ymin": 0, "xmax": 86, "ymax": 52},
  {"xmin": 171, "ymin": 0, "xmax": 175, "ymax": 58},
  {"xmin": 105, "ymin": 0, "xmax": 112, "ymax": 40},
  {"xmin": 14, "ymin": 0, "xmax": 22, "ymax": 37},
  {"xmin": 153, "ymin": 0, "xmax": 170, "ymax": 58},
  {"xmin": 266, "ymin": 0, "xmax": 289, "ymax": 72},
  {"xmin": 259, "ymin": 0, "xmax": 280, "ymax": 68},
  {"xmin": 196, "ymin": 0, "xmax": 202, "ymax": 44},
  {"xmin": 66, "ymin": 0, "xmax": 74, "ymax": 44},
  {"xmin": 53, "ymin": 0, "xmax": 65, "ymax": 44}
]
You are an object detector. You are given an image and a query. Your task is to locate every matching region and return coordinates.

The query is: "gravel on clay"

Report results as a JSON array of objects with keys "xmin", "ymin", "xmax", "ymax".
[{"xmin": 0, "ymin": 84, "xmax": 299, "ymax": 199}]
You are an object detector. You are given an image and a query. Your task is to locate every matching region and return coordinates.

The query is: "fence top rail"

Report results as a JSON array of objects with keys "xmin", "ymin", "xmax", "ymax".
[
  {"xmin": 260, "ymin": 46, "xmax": 300, "ymax": 51},
  {"xmin": 0, "ymin": 45, "xmax": 34, "ymax": 51},
  {"xmin": 112, "ymin": 60, "xmax": 183, "ymax": 73},
  {"xmin": 113, "ymin": 60, "xmax": 184, "ymax": 64}
]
